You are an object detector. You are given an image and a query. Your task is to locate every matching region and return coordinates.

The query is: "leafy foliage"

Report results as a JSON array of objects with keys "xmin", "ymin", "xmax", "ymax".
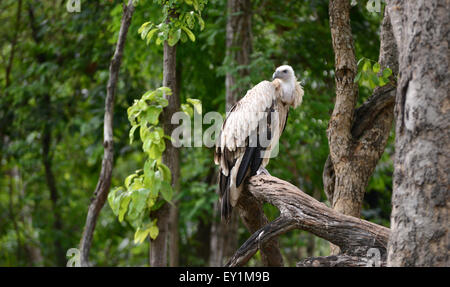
[
  {"xmin": 354, "ymin": 57, "xmax": 393, "ymax": 89},
  {"xmin": 137, "ymin": 0, "xmax": 207, "ymax": 46},
  {"xmin": 108, "ymin": 87, "xmax": 173, "ymax": 244}
]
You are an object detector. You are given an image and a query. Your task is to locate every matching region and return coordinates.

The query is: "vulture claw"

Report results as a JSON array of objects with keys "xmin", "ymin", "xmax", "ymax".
[{"xmin": 256, "ymin": 167, "xmax": 270, "ymax": 176}]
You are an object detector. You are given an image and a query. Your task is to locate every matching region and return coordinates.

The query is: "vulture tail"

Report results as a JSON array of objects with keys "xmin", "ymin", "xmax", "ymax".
[{"xmin": 219, "ymin": 172, "xmax": 232, "ymax": 221}]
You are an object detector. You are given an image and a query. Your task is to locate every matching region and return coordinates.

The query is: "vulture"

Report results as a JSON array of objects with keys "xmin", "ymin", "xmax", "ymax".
[{"xmin": 214, "ymin": 65, "xmax": 304, "ymax": 221}]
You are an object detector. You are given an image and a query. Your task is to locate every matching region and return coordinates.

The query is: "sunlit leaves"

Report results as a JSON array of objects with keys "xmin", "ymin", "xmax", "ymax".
[
  {"xmin": 355, "ymin": 57, "xmax": 393, "ymax": 90},
  {"xmin": 109, "ymin": 87, "xmax": 175, "ymax": 244},
  {"xmin": 137, "ymin": 0, "xmax": 207, "ymax": 46}
]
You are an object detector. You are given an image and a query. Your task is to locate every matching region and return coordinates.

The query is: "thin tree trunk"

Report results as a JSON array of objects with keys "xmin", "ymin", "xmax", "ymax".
[
  {"xmin": 150, "ymin": 35, "xmax": 180, "ymax": 267},
  {"xmin": 41, "ymin": 93, "xmax": 65, "ymax": 266},
  {"xmin": 387, "ymin": 0, "xmax": 449, "ymax": 266},
  {"xmin": 326, "ymin": 2, "xmax": 398, "ymax": 254},
  {"xmin": 79, "ymin": 0, "xmax": 135, "ymax": 267},
  {"xmin": 168, "ymin": 62, "xmax": 183, "ymax": 267},
  {"xmin": 209, "ymin": 0, "xmax": 253, "ymax": 267},
  {"xmin": 225, "ymin": 0, "xmax": 252, "ymax": 111}
]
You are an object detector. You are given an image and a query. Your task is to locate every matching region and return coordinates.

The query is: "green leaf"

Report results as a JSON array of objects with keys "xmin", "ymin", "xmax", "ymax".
[
  {"xmin": 143, "ymin": 106, "xmax": 162, "ymax": 125},
  {"xmin": 373, "ymin": 62, "xmax": 381, "ymax": 73},
  {"xmin": 139, "ymin": 23, "xmax": 153, "ymax": 40},
  {"xmin": 118, "ymin": 194, "xmax": 131, "ymax": 222},
  {"xmin": 181, "ymin": 26, "xmax": 195, "ymax": 42},
  {"xmin": 108, "ymin": 187, "xmax": 123, "ymax": 215},
  {"xmin": 149, "ymin": 224, "xmax": 159, "ymax": 240},
  {"xmin": 158, "ymin": 162, "xmax": 172, "ymax": 183},
  {"xmin": 160, "ymin": 181, "xmax": 173, "ymax": 203},
  {"xmin": 357, "ymin": 57, "xmax": 365, "ymax": 67},
  {"xmin": 146, "ymin": 28, "xmax": 158, "ymax": 45},
  {"xmin": 125, "ymin": 173, "xmax": 138, "ymax": 189},
  {"xmin": 134, "ymin": 227, "xmax": 150, "ymax": 244},
  {"xmin": 187, "ymin": 98, "xmax": 202, "ymax": 114},
  {"xmin": 369, "ymin": 73, "xmax": 379, "ymax": 89},
  {"xmin": 168, "ymin": 29, "xmax": 181, "ymax": 46},
  {"xmin": 362, "ymin": 59, "xmax": 371, "ymax": 72},
  {"xmin": 382, "ymin": 68, "xmax": 392, "ymax": 78},
  {"xmin": 196, "ymin": 15, "xmax": 205, "ymax": 31},
  {"xmin": 129, "ymin": 125, "xmax": 139, "ymax": 144},
  {"xmin": 354, "ymin": 71, "xmax": 361, "ymax": 83},
  {"xmin": 181, "ymin": 103, "xmax": 193, "ymax": 117}
]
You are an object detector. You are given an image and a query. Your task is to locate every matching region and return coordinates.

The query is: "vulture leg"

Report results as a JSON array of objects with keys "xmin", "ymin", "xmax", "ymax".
[{"xmin": 256, "ymin": 167, "xmax": 270, "ymax": 176}]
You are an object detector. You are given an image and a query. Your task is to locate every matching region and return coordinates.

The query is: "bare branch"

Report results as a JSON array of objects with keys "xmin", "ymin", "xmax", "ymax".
[
  {"xmin": 297, "ymin": 254, "xmax": 386, "ymax": 267},
  {"xmin": 237, "ymin": 190, "xmax": 284, "ymax": 266},
  {"xmin": 226, "ymin": 175, "xmax": 390, "ymax": 267},
  {"xmin": 79, "ymin": 0, "xmax": 135, "ymax": 267}
]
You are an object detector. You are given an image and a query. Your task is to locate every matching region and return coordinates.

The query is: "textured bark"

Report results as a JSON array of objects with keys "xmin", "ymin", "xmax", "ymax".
[
  {"xmin": 226, "ymin": 175, "xmax": 390, "ymax": 267},
  {"xmin": 325, "ymin": 3, "xmax": 398, "ymax": 254},
  {"xmin": 237, "ymin": 192, "xmax": 284, "ymax": 266},
  {"xmin": 79, "ymin": 1, "xmax": 135, "ymax": 267},
  {"xmin": 297, "ymin": 253, "xmax": 386, "ymax": 267},
  {"xmin": 327, "ymin": 0, "xmax": 360, "ymax": 219},
  {"xmin": 168, "ymin": 63, "xmax": 183, "ymax": 267},
  {"xmin": 387, "ymin": 0, "xmax": 449, "ymax": 267},
  {"xmin": 150, "ymin": 34, "xmax": 180, "ymax": 267},
  {"xmin": 209, "ymin": 0, "xmax": 254, "ymax": 267}
]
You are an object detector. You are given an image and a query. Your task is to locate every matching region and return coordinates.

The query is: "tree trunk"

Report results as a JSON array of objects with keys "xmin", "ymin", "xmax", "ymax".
[
  {"xmin": 79, "ymin": 1, "xmax": 135, "ymax": 267},
  {"xmin": 41, "ymin": 94, "xmax": 65, "ymax": 266},
  {"xmin": 225, "ymin": 0, "xmax": 252, "ymax": 111},
  {"xmin": 326, "ymin": 2, "xmax": 398, "ymax": 254},
  {"xmin": 150, "ymin": 37, "xmax": 180, "ymax": 267},
  {"xmin": 209, "ymin": 0, "xmax": 253, "ymax": 266},
  {"xmin": 386, "ymin": 0, "xmax": 449, "ymax": 267},
  {"xmin": 168, "ymin": 62, "xmax": 183, "ymax": 267}
]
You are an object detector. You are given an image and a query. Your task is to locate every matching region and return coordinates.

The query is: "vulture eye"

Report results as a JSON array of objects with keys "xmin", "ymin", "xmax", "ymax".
[{"xmin": 283, "ymin": 70, "xmax": 288, "ymax": 73}]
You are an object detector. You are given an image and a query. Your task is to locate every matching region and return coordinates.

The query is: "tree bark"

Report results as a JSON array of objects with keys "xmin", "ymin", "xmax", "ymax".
[
  {"xmin": 226, "ymin": 175, "xmax": 390, "ymax": 267},
  {"xmin": 79, "ymin": 0, "xmax": 135, "ymax": 267},
  {"xmin": 386, "ymin": 0, "xmax": 449, "ymax": 267},
  {"xmin": 297, "ymin": 254, "xmax": 386, "ymax": 267},
  {"xmin": 209, "ymin": 0, "xmax": 254, "ymax": 267},
  {"xmin": 325, "ymin": 2, "xmax": 398, "ymax": 254},
  {"xmin": 150, "ymin": 33, "xmax": 180, "ymax": 267}
]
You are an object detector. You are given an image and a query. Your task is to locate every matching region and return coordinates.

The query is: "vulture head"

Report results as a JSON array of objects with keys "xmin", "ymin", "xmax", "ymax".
[
  {"xmin": 272, "ymin": 65, "xmax": 302, "ymax": 107},
  {"xmin": 272, "ymin": 65, "xmax": 295, "ymax": 82}
]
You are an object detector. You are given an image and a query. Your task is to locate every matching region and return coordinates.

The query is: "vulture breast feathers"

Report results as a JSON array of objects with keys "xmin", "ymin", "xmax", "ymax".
[{"xmin": 215, "ymin": 67, "xmax": 303, "ymax": 221}]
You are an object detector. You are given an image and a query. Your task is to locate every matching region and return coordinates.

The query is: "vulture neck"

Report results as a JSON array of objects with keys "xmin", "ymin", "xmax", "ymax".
[{"xmin": 279, "ymin": 78, "xmax": 296, "ymax": 106}]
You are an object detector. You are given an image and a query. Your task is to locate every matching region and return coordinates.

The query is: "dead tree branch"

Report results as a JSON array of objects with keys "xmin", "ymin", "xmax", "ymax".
[
  {"xmin": 226, "ymin": 175, "xmax": 390, "ymax": 267},
  {"xmin": 79, "ymin": 0, "xmax": 135, "ymax": 267},
  {"xmin": 297, "ymin": 253, "xmax": 386, "ymax": 267}
]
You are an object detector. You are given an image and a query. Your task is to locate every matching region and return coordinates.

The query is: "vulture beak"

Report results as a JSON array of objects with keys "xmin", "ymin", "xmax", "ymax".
[{"xmin": 272, "ymin": 71, "xmax": 279, "ymax": 80}]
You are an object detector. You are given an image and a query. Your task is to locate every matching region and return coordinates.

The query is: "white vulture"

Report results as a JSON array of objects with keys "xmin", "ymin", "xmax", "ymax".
[{"xmin": 214, "ymin": 65, "xmax": 304, "ymax": 221}]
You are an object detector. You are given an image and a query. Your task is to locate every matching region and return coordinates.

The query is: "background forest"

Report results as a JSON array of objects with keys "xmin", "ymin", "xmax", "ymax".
[{"xmin": 1, "ymin": 0, "xmax": 395, "ymax": 267}]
